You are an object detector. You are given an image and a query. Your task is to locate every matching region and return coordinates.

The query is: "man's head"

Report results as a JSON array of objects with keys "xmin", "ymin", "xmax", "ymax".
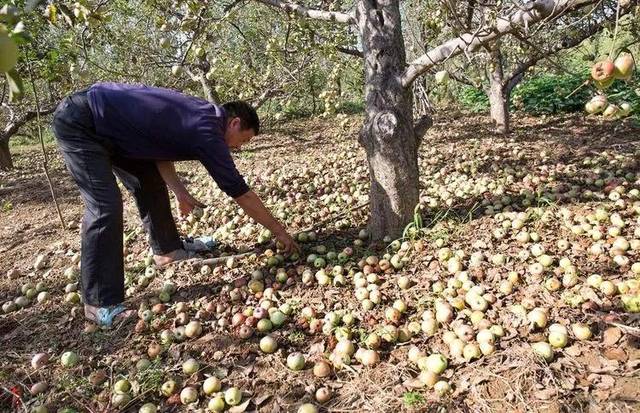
[{"xmin": 222, "ymin": 101, "xmax": 260, "ymax": 150}]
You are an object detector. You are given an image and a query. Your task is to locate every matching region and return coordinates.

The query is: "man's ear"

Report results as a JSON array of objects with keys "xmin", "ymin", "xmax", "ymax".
[{"xmin": 230, "ymin": 117, "xmax": 242, "ymax": 130}]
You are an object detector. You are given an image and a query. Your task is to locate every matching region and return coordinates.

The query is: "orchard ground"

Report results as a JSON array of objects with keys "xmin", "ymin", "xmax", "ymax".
[{"xmin": 1, "ymin": 112, "xmax": 640, "ymax": 412}]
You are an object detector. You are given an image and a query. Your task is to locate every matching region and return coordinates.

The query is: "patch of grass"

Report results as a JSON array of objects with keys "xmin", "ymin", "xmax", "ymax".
[
  {"xmin": 338, "ymin": 99, "xmax": 365, "ymax": 115},
  {"xmin": 9, "ymin": 129, "xmax": 56, "ymax": 149},
  {"xmin": 1, "ymin": 201, "xmax": 13, "ymax": 213},
  {"xmin": 57, "ymin": 371, "xmax": 93, "ymax": 398},
  {"xmin": 237, "ymin": 150, "xmax": 255, "ymax": 159},
  {"xmin": 402, "ymin": 391, "xmax": 425, "ymax": 407},
  {"xmin": 287, "ymin": 330, "xmax": 306, "ymax": 345},
  {"xmin": 424, "ymin": 227, "xmax": 450, "ymax": 245},
  {"xmin": 136, "ymin": 358, "xmax": 165, "ymax": 393}
]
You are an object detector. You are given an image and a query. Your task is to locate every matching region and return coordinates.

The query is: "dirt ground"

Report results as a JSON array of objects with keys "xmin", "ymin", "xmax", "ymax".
[{"xmin": 1, "ymin": 112, "xmax": 639, "ymax": 413}]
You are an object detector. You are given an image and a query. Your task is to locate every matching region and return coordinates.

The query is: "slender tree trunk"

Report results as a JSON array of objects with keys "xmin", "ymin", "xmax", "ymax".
[
  {"xmin": 489, "ymin": 81, "xmax": 510, "ymax": 134},
  {"xmin": 356, "ymin": 0, "xmax": 419, "ymax": 240},
  {"xmin": 0, "ymin": 138, "xmax": 13, "ymax": 170},
  {"xmin": 488, "ymin": 46, "xmax": 510, "ymax": 134}
]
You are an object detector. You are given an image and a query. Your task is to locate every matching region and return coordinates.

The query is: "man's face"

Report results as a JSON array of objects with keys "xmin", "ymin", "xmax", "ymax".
[{"xmin": 224, "ymin": 117, "xmax": 256, "ymax": 151}]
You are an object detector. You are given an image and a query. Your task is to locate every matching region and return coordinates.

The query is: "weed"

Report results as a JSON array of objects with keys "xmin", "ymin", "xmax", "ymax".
[
  {"xmin": 402, "ymin": 391, "xmax": 425, "ymax": 407},
  {"xmin": 237, "ymin": 150, "xmax": 255, "ymax": 160},
  {"xmin": 287, "ymin": 330, "xmax": 305, "ymax": 345},
  {"xmin": 136, "ymin": 358, "xmax": 165, "ymax": 393}
]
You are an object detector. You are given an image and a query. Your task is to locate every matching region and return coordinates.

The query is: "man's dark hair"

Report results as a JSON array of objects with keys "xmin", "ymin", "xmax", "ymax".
[{"xmin": 222, "ymin": 101, "xmax": 260, "ymax": 135}]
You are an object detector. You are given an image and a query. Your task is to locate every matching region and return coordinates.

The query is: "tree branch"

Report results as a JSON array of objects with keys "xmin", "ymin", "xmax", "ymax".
[
  {"xmin": 1, "ymin": 105, "xmax": 57, "ymax": 142},
  {"xmin": 465, "ymin": 0, "xmax": 477, "ymax": 29},
  {"xmin": 336, "ymin": 46, "xmax": 363, "ymax": 58},
  {"xmin": 401, "ymin": 0, "xmax": 613, "ymax": 87},
  {"xmin": 185, "ymin": 68, "xmax": 220, "ymax": 104},
  {"xmin": 251, "ymin": 60, "xmax": 308, "ymax": 108},
  {"xmin": 505, "ymin": 5, "xmax": 635, "ymax": 91},
  {"xmin": 253, "ymin": 0, "xmax": 356, "ymax": 24}
]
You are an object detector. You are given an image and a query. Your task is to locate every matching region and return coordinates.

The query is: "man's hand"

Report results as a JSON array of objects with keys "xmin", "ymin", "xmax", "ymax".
[
  {"xmin": 157, "ymin": 161, "xmax": 204, "ymax": 218},
  {"xmin": 175, "ymin": 191, "xmax": 206, "ymax": 218},
  {"xmin": 233, "ymin": 190, "xmax": 301, "ymax": 255},
  {"xmin": 274, "ymin": 229, "xmax": 301, "ymax": 255}
]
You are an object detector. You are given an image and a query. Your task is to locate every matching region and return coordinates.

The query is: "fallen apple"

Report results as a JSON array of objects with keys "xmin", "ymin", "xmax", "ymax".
[
  {"xmin": 180, "ymin": 386, "xmax": 199, "ymax": 404},
  {"xmin": 203, "ymin": 376, "xmax": 222, "ymax": 395},
  {"xmin": 260, "ymin": 335, "xmax": 278, "ymax": 353},
  {"xmin": 287, "ymin": 352, "xmax": 306, "ymax": 371},
  {"xmin": 224, "ymin": 387, "xmax": 242, "ymax": 406}
]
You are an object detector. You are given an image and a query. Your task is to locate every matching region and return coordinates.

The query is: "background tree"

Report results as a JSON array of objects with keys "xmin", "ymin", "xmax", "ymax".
[
  {"xmin": 2, "ymin": 0, "xmax": 638, "ymax": 239},
  {"xmin": 251, "ymin": 0, "xmax": 638, "ymax": 239}
]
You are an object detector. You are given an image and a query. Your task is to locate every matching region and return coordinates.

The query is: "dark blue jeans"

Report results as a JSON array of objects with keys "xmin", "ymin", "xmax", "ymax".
[{"xmin": 52, "ymin": 90, "xmax": 181, "ymax": 306}]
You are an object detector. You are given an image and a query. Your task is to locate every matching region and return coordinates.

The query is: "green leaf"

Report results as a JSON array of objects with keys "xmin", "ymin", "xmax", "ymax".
[
  {"xmin": 45, "ymin": 4, "xmax": 57, "ymax": 25},
  {"xmin": 5, "ymin": 68, "xmax": 24, "ymax": 102}
]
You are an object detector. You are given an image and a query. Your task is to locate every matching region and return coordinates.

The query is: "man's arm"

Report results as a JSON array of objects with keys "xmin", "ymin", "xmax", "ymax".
[
  {"xmin": 156, "ymin": 161, "xmax": 205, "ymax": 217},
  {"xmin": 234, "ymin": 190, "xmax": 300, "ymax": 254}
]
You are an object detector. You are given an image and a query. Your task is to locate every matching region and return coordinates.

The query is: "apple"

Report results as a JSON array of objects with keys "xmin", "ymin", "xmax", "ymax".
[
  {"xmin": 435, "ymin": 70, "xmax": 449, "ymax": 84},
  {"xmin": 60, "ymin": 351, "xmax": 79, "ymax": 367},
  {"xmin": 287, "ymin": 352, "xmax": 306, "ymax": 371},
  {"xmin": 208, "ymin": 396, "xmax": 225, "ymax": 412},
  {"xmin": 224, "ymin": 387, "xmax": 242, "ymax": 406},
  {"xmin": 259, "ymin": 335, "xmax": 277, "ymax": 353},
  {"xmin": 171, "ymin": 65, "xmax": 183, "ymax": 77},
  {"xmin": 180, "ymin": 386, "xmax": 198, "ymax": 404},
  {"xmin": 614, "ymin": 53, "xmax": 635, "ymax": 80},
  {"xmin": 591, "ymin": 60, "xmax": 615, "ymax": 82},
  {"xmin": 203, "ymin": 376, "xmax": 221, "ymax": 395}
]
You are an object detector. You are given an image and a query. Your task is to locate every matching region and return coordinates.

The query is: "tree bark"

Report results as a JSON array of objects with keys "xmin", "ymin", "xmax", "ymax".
[
  {"xmin": 356, "ymin": 0, "xmax": 419, "ymax": 240},
  {"xmin": 488, "ymin": 46, "xmax": 510, "ymax": 134},
  {"xmin": 0, "ymin": 139, "xmax": 13, "ymax": 170}
]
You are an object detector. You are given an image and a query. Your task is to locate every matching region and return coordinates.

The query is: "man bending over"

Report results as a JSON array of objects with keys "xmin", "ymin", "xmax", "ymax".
[{"xmin": 52, "ymin": 82, "xmax": 299, "ymax": 327}]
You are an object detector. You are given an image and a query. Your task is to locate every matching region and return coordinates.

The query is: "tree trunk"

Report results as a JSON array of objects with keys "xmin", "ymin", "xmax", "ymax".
[
  {"xmin": 488, "ymin": 46, "xmax": 510, "ymax": 134},
  {"xmin": 356, "ymin": 0, "xmax": 419, "ymax": 240},
  {"xmin": 0, "ymin": 139, "xmax": 13, "ymax": 170}
]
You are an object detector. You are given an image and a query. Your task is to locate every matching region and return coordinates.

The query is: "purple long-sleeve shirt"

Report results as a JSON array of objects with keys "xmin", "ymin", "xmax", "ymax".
[{"xmin": 87, "ymin": 82, "xmax": 249, "ymax": 198}]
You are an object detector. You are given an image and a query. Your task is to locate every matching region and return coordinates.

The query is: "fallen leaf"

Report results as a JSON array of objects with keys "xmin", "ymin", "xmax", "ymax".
[
  {"xmin": 195, "ymin": 332, "xmax": 216, "ymax": 343},
  {"xmin": 596, "ymin": 375, "xmax": 615, "ymax": 390},
  {"xmin": 255, "ymin": 394, "xmax": 271, "ymax": 406},
  {"xmin": 602, "ymin": 327, "xmax": 622, "ymax": 347},
  {"xmin": 209, "ymin": 365, "xmax": 229, "ymax": 378},
  {"xmin": 579, "ymin": 287, "xmax": 601, "ymax": 304},
  {"xmin": 168, "ymin": 347, "xmax": 181, "ymax": 360},
  {"xmin": 229, "ymin": 399, "xmax": 251, "ymax": 413},
  {"xmin": 591, "ymin": 388, "xmax": 611, "ymax": 402},
  {"xmin": 599, "ymin": 356, "xmax": 620, "ymax": 372},
  {"xmin": 603, "ymin": 347, "xmax": 627, "ymax": 362},
  {"xmin": 403, "ymin": 378, "xmax": 424, "ymax": 389},
  {"xmin": 628, "ymin": 359, "xmax": 640, "ymax": 369},
  {"xmin": 166, "ymin": 394, "xmax": 181, "ymax": 405},
  {"xmin": 308, "ymin": 341, "xmax": 325, "ymax": 355},
  {"xmin": 534, "ymin": 388, "xmax": 557, "ymax": 400},
  {"xmin": 587, "ymin": 373, "xmax": 616, "ymax": 390},
  {"xmin": 240, "ymin": 364, "xmax": 254, "ymax": 376},
  {"xmin": 564, "ymin": 345, "xmax": 582, "ymax": 357},
  {"xmin": 560, "ymin": 376, "xmax": 576, "ymax": 390}
]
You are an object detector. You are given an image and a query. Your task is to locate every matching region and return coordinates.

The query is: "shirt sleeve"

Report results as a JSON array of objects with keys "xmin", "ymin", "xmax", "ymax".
[{"xmin": 197, "ymin": 136, "xmax": 250, "ymax": 198}]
